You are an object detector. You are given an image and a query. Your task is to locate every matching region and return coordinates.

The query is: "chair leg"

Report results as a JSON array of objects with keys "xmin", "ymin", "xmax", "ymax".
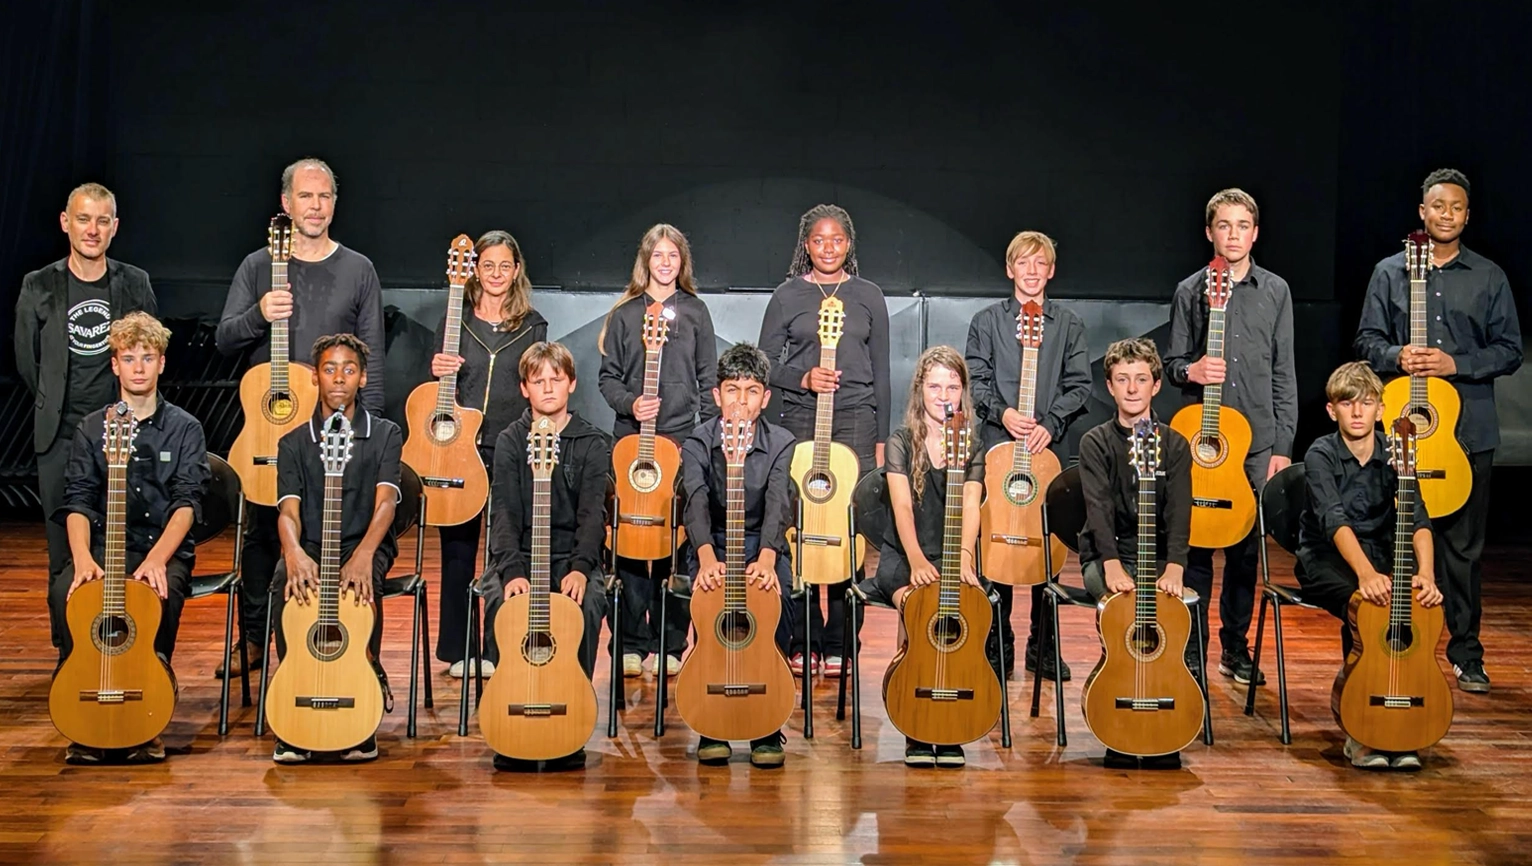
[
  {"xmin": 219, "ymin": 584, "xmax": 235, "ymax": 736},
  {"xmin": 1273, "ymin": 601, "xmax": 1292, "ymax": 745},
  {"xmin": 1246, "ymin": 592, "xmax": 1270, "ymax": 717},
  {"xmin": 236, "ymin": 587, "xmax": 252, "ymax": 708},
  {"xmin": 1194, "ymin": 605, "xmax": 1213, "ymax": 746},
  {"xmin": 1029, "ymin": 596, "xmax": 1045, "ymax": 719},
  {"xmin": 654, "ymin": 586, "xmax": 668, "ymax": 739},
  {"xmin": 849, "ymin": 593, "xmax": 863, "ymax": 750},
  {"xmin": 419, "ymin": 586, "xmax": 434, "ymax": 710},
  {"xmin": 802, "ymin": 587, "xmax": 814, "ymax": 740},
  {"xmin": 608, "ymin": 579, "xmax": 622, "ymax": 738},
  {"xmin": 458, "ymin": 587, "xmax": 477, "ymax": 737},
  {"xmin": 407, "ymin": 587, "xmax": 422, "ymax": 738},
  {"xmin": 255, "ymin": 594, "xmax": 276, "ymax": 738},
  {"xmin": 835, "ymin": 589, "xmax": 851, "ymax": 722},
  {"xmin": 993, "ymin": 596, "xmax": 1012, "ymax": 749},
  {"xmin": 1052, "ymin": 592, "xmax": 1067, "ymax": 747}
]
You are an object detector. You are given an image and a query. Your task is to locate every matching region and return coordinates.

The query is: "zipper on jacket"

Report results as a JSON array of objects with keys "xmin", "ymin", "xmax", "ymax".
[{"xmin": 467, "ymin": 323, "xmax": 533, "ymax": 446}]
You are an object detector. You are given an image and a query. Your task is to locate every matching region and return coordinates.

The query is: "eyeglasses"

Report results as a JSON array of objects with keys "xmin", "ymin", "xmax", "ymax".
[{"xmin": 479, "ymin": 262, "xmax": 518, "ymax": 275}]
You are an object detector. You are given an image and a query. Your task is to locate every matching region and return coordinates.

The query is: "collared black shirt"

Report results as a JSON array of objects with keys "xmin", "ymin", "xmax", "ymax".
[
  {"xmin": 965, "ymin": 295, "xmax": 1092, "ymax": 452},
  {"xmin": 682, "ymin": 415, "xmax": 796, "ymax": 558},
  {"xmin": 1165, "ymin": 260, "xmax": 1298, "ymax": 458},
  {"xmin": 1077, "ymin": 418, "xmax": 1193, "ymax": 569},
  {"xmin": 277, "ymin": 408, "xmax": 402, "ymax": 562},
  {"xmin": 487, "ymin": 411, "xmax": 611, "ymax": 582},
  {"xmin": 1354, "ymin": 244, "xmax": 1523, "ymax": 453},
  {"xmin": 599, "ymin": 291, "xmax": 719, "ymax": 439},
  {"xmin": 758, "ymin": 275, "xmax": 893, "ymax": 440},
  {"xmin": 1299, "ymin": 430, "xmax": 1432, "ymax": 555},
  {"xmin": 55, "ymin": 397, "xmax": 209, "ymax": 563},
  {"xmin": 882, "ymin": 424, "xmax": 985, "ymax": 560}
]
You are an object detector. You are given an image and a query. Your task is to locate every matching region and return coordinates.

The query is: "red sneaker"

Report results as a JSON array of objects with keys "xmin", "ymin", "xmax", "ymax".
[
  {"xmin": 823, "ymin": 656, "xmax": 844, "ymax": 678},
  {"xmin": 789, "ymin": 652, "xmax": 806, "ymax": 676}
]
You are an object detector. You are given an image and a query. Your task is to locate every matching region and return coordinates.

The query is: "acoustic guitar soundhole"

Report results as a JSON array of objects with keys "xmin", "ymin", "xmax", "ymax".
[
  {"xmin": 263, "ymin": 390, "xmax": 298, "ymax": 425},
  {"xmin": 1404, "ymin": 404, "xmax": 1438, "ymax": 438},
  {"xmin": 522, "ymin": 631, "xmax": 557, "ymax": 666},
  {"xmin": 91, "ymin": 614, "xmax": 136, "ymax": 656},
  {"xmin": 628, "ymin": 458, "xmax": 662, "ymax": 494},
  {"xmin": 1192, "ymin": 433, "xmax": 1227, "ymax": 468},
  {"xmin": 926, "ymin": 614, "xmax": 968, "ymax": 651},
  {"xmin": 429, "ymin": 412, "xmax": 460, "ymax": 444},
  {"xmin": 1004, "ymin": 471, "xmax": 1037, "ymax": 507},
  {"xmin": 803, "ymin": 469, "xmax": 836, "ymax": 503},
  {"xmin": 716, "ymin": 610, "xmax": 756, "ymax": 650},
  {"xmin": 1126, "ymin": 623, "xmax": 1166, "ymax": 661},
  {"xmin": 1384, "ymin": 624, "xmax": 1417, "ymax": 655},
  {"xmin": 307, "ymin": 622, "xmax": 349, "ymax": 662}
]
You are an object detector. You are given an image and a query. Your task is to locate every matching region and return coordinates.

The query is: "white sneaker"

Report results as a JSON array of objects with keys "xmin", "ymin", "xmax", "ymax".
[
  {"xmin": 624, "ymin": 653, "xmax": 644, "ymax": 678},
  {"xmin": 642, "ymin": 654, "xmax": 660, "ymax": 676},
  {"xmin": 664, "ymin": 655, "xmax": 681, "ymax": 676},
  {"xmin": 478, "ymin": 659, "xmax": 496, "ymax": 676},
  {"xmin": 449, "ymin": 660, "xmax": 465, "ymax": 679},
  {"xmin": 448, "ymin": 659, "xmax": 495, "ymax": 679},
  {"xmin": 1344, "ymin": 736, "xmax": 1389, "ymax": 769}
]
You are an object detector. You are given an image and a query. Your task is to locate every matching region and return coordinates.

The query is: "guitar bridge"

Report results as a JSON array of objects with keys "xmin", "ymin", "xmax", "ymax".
[
  {"xmin": 1416, "ymin": 469, "xmax": 1446, "ymax": 480},
  {"xmin": 1192, "ymin": 497, "xmax": 1233, "ymax": 509},
  {"xmin": 988, "ymin": 533, "xmax": 1041, "ymax": 547},
  {"xmin": 800, "ymin": 535, "xmax": 844, "ymax": 547},
  {"xmin": 295, "ymin": 697, "xmax": 356, "ymax": 709},
  {"xmin": 1368, "ymin": 695, "xmax": 1426, "ymax": 708},
  {"xmin": 79, "ymin": 690, "xmax": 143, "ymax": 703},
  {"xmin": 619, "ymin": 515, "xmax": 666, "ymax": 527},
  {"xmin": 707, "ymin": 684, "xmax": 767, "ymax": 697},
  {"xmin": 254, "ymin": 456, "xmax": 279, "ymax": 467},
  {"xmin": 1114, "ymin": 697, "xmax": 1176, "ymax": 711},
  {"xmin": 422, "ymin": 476, "xmax": 466, "ymax": 489},
  {"xmin": 508, "ymin": 703, "xmax": 568, "ymax": 716},
  {"xmin": 914, "ymin": 688, "xmax": 975, "ymax": 701}
]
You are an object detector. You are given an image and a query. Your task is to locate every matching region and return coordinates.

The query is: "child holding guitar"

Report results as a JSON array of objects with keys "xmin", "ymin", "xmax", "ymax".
[
  {"xmin": 599, "ymin": 224, "xmax": 718, "ymax": 679},
  {"xmin": 1298, "ymin": 362, "xmax": 1441, "ymax": 769},
  {"xmin": 270, "ymin": 334, "xmax": 402, "ymax": 764},
  {"xmin": 481, "ymin": 341, "xmax": 611, "ymax": 772}
]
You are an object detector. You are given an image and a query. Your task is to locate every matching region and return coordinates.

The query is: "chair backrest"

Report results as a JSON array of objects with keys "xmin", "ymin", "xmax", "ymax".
[
  {"xmin": 1045, "ymin": 466, "xmax": 1087, "ymax": 554},
  {"xmin": 191, "ymin": 453, "xmax": 242, "ymax": 546},
  {"xmin": 393, "ymin": 462, "xmax": 424, "ymax": 538},
  {"xmin": 1261, "ymin": 462, "xmax": 1307, "ymax": 554},
  {"xmin": 851, "ymin": 467, "xmax": 889, "ymax": 546}
]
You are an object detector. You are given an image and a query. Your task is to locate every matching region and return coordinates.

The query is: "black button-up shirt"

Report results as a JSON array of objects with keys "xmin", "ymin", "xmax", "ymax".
[
  {"xmin": 1077, "ymin": 418, "xmax": 1193, "ymax": 570},
  {"xmin": 55, "ymin": 397, "xmax": 209, "ymax": 562},
  {"xmin": 682, "ymin": 414, "xmax": 796, "ymax": 558},
  {"xmin": 1353, "ymin": 244, "xmax": 1523, "ymax": 454},
  {"xmin": 1165, "ymin": 260, "xmax": 1298, "ymax": 458},
  {"xmin": 277, "ymin": 408, "xmax": 402, "ymax": 562},
  {"xmin": 965, "ymin": 295, "xmax": 1092, "ymax": 452},
  {"xmin": 1299, "ymin": 430, "xmax": 1431, "ymax": 557},
  {"xmin": 599, "ymin": 291, "xmax": 720, "ymax": 439},
  {"xmin": 881, "ymin": 424, "xmax": 985, "ymax": 560}
]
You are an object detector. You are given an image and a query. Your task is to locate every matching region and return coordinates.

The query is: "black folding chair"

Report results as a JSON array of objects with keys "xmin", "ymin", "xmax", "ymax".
[
  {"xmin": 1243, "ymin": 463, "xmax": 1320, "ymax": 744},
  {"xmin": 1031, "ymin": 466, "xmax": 1213, "ymax": 747},
  {"xmin": 835, "ymin": 468, "xmax": 1013, "ymax": 750},
  {"xmin": 610, "ymin": 473, "xmax": 685, "ymax": 735},
  {"xmin": 187, "ymin": 453, "xmax": 250, "ymax": 735}
]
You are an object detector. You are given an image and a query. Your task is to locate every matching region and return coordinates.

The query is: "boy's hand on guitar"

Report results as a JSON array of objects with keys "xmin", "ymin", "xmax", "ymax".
[
  {"xmin": 260, "ymin": 286, "xmax": 294, "ymax": 322},
  {"xmin": 1187, "ymin": 355, "xmax": 1226, "ymax": 385},
  {"xmin": 910, "ymin": 556, "xmax": 942, "ymax": 587},
  {"xmin": 1156, "ymin": 563, "xmax": 1185, "ymax": 599},
  {"xmin": 430, "ymin": 353, "xmax": 463, "ymax": 377},
  {"xmin": 132, "ymin": 556, "xmax": 170, "ymax": 600},
  {"xmin": 1358, "ymin": 570, "xmax": 1392, "ymax": 605},
  {"xmin": 284, "ymin": 552, "xmax": 320, "ymax": 603},
  {"xmin": 504, "ymin": 577, "xmax": 531, "ymax": 596},
  {"xmin": 561, "ymin": 571, "xmax": 588, "ymax": 605},
  {"xmin": 632, "ymin": 395, "xmax": 662, "ymax": 423},
  {"xmin": 66, "ymin": 556, "xmax": 106, "ymax": 599},
  {"xmin": 1413, "ymin": 572, "xmax": 1443, "ymax": 607},
  {"xmin": 339, "ymin": 555, "xmax": 375, "ymax": 603},
  {"xmin": 694, "ymin": 559, "xmax": 727, "ymax": 592},
  {"xmin": 1002, "ymin": 408, "xmax": 1033, "ymax": 440},
  {"xmin": 1103, "ymin": 560, "xmax": 1134, "ymax": 595},
  {"xmin": 1024, "ymin": 424, "xmax": 1052, "ymax": 455},
  {"xmin": 801, "ymin": 367, "xmax": 841, "ymax": 394},
  {"xmin": 745, "ymin": 552, "xmax": 779, "ymax": 593}
]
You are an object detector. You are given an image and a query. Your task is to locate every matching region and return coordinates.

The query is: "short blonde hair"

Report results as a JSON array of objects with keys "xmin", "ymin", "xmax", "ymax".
[
  {"xmin": 1103, "ymin": 337, "xmax": 1162, "ymax": 381},
  {"xmin": 109, "ymin": 311, "xmax": 170, "ymax": 355},
  {"xmin": 1205, "ymin": 188, "xmax": 1259, "ymax": 228},
  {"xmin": 1325, "ymin": 361, "xmax": 1383, "ymax": 403},
  {"xmin": 1004, "ymin": 230, "xmax": 1057, "ymax": 267},
  {"xmin": 67, "ymin": 182, "xmax": 117, "ymax": 216},
  {"xmin": 519, "ymin": 341, "xmax": 577, "ymax": 382}
]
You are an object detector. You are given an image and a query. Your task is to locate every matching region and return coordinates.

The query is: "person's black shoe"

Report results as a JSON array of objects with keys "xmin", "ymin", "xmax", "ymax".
[
  {"xmin": 749, "ymin": 732, "xmax": 786, "ymax": 768},
  {"xmin": 1102, "ymin": 749, "xmax": 1138, "ymax": 769},
  {"xmin": 1140, "ymin": 751, "xmax": 1183, "ymax": 770},
  {"xmin": 340, "ymin": 736, "xmax": 379, "ymax": 762},
  {"xmin": 1454, "ymin": 660, "xmax": 1491, "ymax": 694},
  {"xmin": 544, "ymin": 748, "xmax": 587, "ymax": 771},
  {"xmin": 935, "ymin": 744, "xmax": 966, "ymax": 768},
  {"xmin": 904, "ymin": 739, "xmax": 936, "ymax": 767},
  {"xmin": 1184, "ymin": 651, "xmax": 1205, "ymax": 685},
  {"xmin": 492, "ymin": 752, "xmax": 540, "ymax": 772},
  {"xmin": 697, "ymin": 737, "xmax": 732, "ymax": 764},
  {"xmin": 1024, "ymin": 641, "xmax": 1072, "ymax": 682},
  {"xmin": 1218, "ymin": 647, "xmax": 1267, "ymax": 686}
]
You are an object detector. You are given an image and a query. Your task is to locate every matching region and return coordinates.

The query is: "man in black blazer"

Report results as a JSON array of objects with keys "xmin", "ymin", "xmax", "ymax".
[{"xmin": 14, "ymin": 182, "xmax": 157, "ymax": 653}]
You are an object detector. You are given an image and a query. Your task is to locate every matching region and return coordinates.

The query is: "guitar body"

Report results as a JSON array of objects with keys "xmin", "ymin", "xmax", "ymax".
[
  {"xmin": 1332, "ymin": 588, "xmax": 1453, "ymax": 753},
  {"xmin": 980, "ymin": 442, "xmax": 1065, "ymax": 585},
  {"xmin": 1381, "ymin": 376, "xmax": 1471, "ymax": 518},
  {"xmin": 790, "ymin": 440, "xmax": 866, "ymax": 584},
  {"xmin": 675, "ymin": 579, "xmax": 796, "ymax": 742},
  {"xmin": 263, "ymin": 588, "xmax": 384, "ymax": 753},
  {"xmin": 228, "ymin": 362, "xmax": 319, "ymax": 507},
  {"xmin": 611, "ymin": 432, "xmax": 683, "ymax": 561},
  {"xmin": 49, "ymin": 580, "xmax": 177, "ymax": 749},
  {"xmin": 401, "ymin": 381, "xmax": 489, "ymax": 527},
  {"xmin": 882, "ymin": 582, "xmax": 1002, "ymax": 745},
  {"xmin": 1081, "ymin": 589, "xmax": 1205, "ymax": 757},
  {"xmin": 1170, "ymin": 403, "xmax": 1257, "ymax": 550},
  {"xmin": 479, "ymin": 592, "xmax": 598, "ymax": 760}
]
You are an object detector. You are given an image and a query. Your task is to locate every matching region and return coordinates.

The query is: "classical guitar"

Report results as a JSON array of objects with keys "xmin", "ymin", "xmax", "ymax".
[
  {"xmin": 1380, "ymin": 231, "xmax": 1471, "ymax": 518},
  {"xmin": 228, "ymin": 214, "xmax": 321, "ymax": 506},
  {"xmin": 609, "ymin": 301, "xmax": 683, "ymax": 561},
  {"xmin": 402, "ymin": 235, "xmax": 490, "ymax": 527},
  {"xmin": 675, "ymin": 405, "xmax": 797, "ymax": 742},
  {"xmin": 480, "ymin": 416, "xmax": 599, "ymax": 760},
  {"xmin": 1332, "ymin": 417, "xmax": 1454, "ymax": 753},
  {"xmin": 791, "ymin": 296, "xmax": 865, "ymax": 585},
  {"xmin": 980, "ymin": 300, "xmax": 1066, "ymax": 585},
  {"xmin": 50, "ymin": 402, "xmax": 178, "ymax": 749},
  {"xmin": 264, "ymin": 411, "xmax": 385, "ymax": 753},
  {"xmin": 1170, "ymin": 255, "xmax": 1258, "ymax": 550},
  {"xmin": 1081, "ymin": 419, "xmax": 1205, "ymax": 757},
  {"xmin": 883, "ymin": 406, "xmax": 1003, "ymax": 746}
]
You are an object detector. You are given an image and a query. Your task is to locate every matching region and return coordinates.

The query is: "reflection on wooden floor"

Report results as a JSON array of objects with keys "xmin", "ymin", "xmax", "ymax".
[{"xmin": 1, "ymin": 521, "xmax": 1529, "ymax": 864}]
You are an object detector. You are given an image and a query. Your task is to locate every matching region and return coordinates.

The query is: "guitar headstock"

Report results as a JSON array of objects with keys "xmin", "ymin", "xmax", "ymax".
[
  {"xmin": 642, "ymin": 301, "xmax": 672, "ymax": 351},
  {"xmin": 1129, "ymin": 418, "xmax": 1161, "ymax": 482},
  {"xmin": 941, "ymin": 403, "xmax": 971, "ymax": 469},
  {"xmin": 268, "ymin": 214, "xmax": 293, "ymax": 263},
  {"xmin": 1389, "ymin": 416, "xmax": 1417, "ymax": 479},
  {"xmin": 102, "ymin": 402, "xmax": 139, "ymax": 469},
  {"xmin": 1405, "ymin": 230, "xmax": 1433, "ymax": 281},
  {"xmin": 720, "ymin": 403, "xmax": 755, "ymax": 468},
  {"xmin": 1017, "ymin": 300, "xmax": 1044, "ymax": 349},
  {"xmin": 816, "ymin": 296, "xmax": 846, "ymax": 349},
  {"xmin": 320, "ymin": 411, "xmax": 355, "ymax": 477},
  {"xmin": 446, "ymin": 234, "xmax": 476, "ymax": 288},
  {"xmin": 1204, "ymin": 255, "xmax": 1232, "ymax": 311},
  {"xmin": 527, "ymin": 416, "xmax": 561, "ymax": 480}
]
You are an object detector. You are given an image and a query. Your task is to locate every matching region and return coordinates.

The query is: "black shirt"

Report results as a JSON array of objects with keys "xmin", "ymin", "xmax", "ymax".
[
  {"xmin": 486, "ymin": 411, "xmax": 611, "ymax": 582},
  {"xmin": 434, "ymin": 307, "xmax": 548, "ymax": 449},
  {"xmin": 600, "ymin": 291, "xmax": 720, "ymax": 439},
  {"xmin": 1354, "ymin": 244, "xmax": 1524, "ymax": 453},
  {"xmin": 882, "ymin": 424, "xmax": 985, "ymax": 560},
  {"xmin": 277, "ymin": 408, "xmax": 402, "ymax": 562},
  {"xmin": 758, "ymin": 275, "xmax": 892, "ymax": 440},
  {"xmin": 681, "ymin": 414, "xmax": 796, "ymax": 558},
  {"xmin": 63, "ymin": 272, "xmax": 116, "ymax": 428},
  {"xmin": 1299, "ymin": 430, "xmax": 1431, "ymax": 556},
  {"xmin": 965, "ymin": 295, "xmax": 1093, "ymax": 453},
  {"xmin": 55, "ymin": 398, "xmax": 210, "ymax": 563},
  {"xmin": 1077, "ymin": 418, "xmax": 1193, "ymax": 569}
]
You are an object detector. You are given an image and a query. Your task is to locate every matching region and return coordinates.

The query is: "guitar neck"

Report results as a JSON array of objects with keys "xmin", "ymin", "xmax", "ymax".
[
  {"xmin": 103, "ymin": 462, "xmax": 128, "ymax": 615},
  {"xmin": 811, "ymin": 344, "xmax": 838, "ymax": 469},
  {"xmin": 270, "ymin": 259, "xmax": 291, "ymax": 391},
  {"xmin": 319, "ymin": 474, "xmax": 343, "ymax": 625},
  {"xmin": 637, "ymin": 344, "xmax": 663, "ymax": 454},
  {"xmin": 938, "ymin": 462, "xmax": 966, "ymax": 616},
  {"xmin": 1014, "ymin": 346, "xmax": 1040, "ymax": 472},
  {"xmin": 436, "ymin": 280, "xmax": 467, "ymax": 412},
  {"xmin": 1200, "ymin": 307, "xmax": 1225, "ymax": 435},
  {"xmin": 1135, "ymin": 471, "xmax": 1159, "ymax": 623},
  {"xmin": 1392, "ymin": 473, "xmax": 1416, "ymax": 629},
  {"xmin": 529, "ymin": 476, "xmax": 552, "ymax": 633},
  {"xmin": 723, "ymin": 463, "xmax": 747, "ymax": 612},
  {"xmin": 1408, "ymin": 274, "xmax": 1429, "ymax": 403}
]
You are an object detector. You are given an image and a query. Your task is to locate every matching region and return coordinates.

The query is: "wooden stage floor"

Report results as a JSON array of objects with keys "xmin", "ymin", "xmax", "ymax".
[{"xmin": 1, "ymin": 521, "xmax": 1529, "ymax": 865}]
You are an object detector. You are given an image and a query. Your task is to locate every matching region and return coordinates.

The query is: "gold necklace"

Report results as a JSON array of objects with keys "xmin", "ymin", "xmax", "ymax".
[{"xmin": 810, "ymin": 271, "xmax": 847, "ymax": 298}]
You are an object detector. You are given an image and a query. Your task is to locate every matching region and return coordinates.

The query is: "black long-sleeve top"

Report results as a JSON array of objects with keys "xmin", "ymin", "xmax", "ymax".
[
  {"xmin": 599, "ymin": 291, "xmax": 719, "ymax": 439},
  {"xmin": 965, "ymin": 295, "xmax": 1093, "ymax": 452},
  {"xmin": 1353, "ymin": 244, "xmax": 1523, "ymax": 454},
  {"xmin": 433, "ymin": 308, "xmax": 547, "ymax": 448},
  {"xmin": 217, "ymin": 244, "xmax": 387, "ymax": 413},
  {"xmin": 486, "ymin": 410, "xmax": 611, "ymax": 582},
  {"xmin": 681, "ymin": 415, "xmax": 796, "ymax": 558},
  {"xmin": 1077, "ymin": 418, "xmax": 1193, "ymax": 570},
  {"xmin": 54, "ymin": 398, "xmax": 210, "ymax": 563},
  {"xmin": 757, "ymin": 275, "xmax": 892, "ymax": 440},
  {"xmin": 881, "ymin": 425, "xmax": 985, "ymax": 561},
  {"xmin": 277, "ymin": 408, "xmax": 402, "ymax": 563},
  {"xmin": 1299, "ymin": 430, "xmax": 1431, "ymax": 556}
]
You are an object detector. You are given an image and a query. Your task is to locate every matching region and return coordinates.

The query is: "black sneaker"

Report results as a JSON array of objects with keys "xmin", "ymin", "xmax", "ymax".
[
  {"xmin": 1140, "ymin": 751, "xmax": 1183, "ymax": 770},
  {"xmin": 749, "ymin": 732, "xmax": 786, "ymax": 768},
  {"xmin": 935, "ymin": 744, "xmax": 966, "ymax": 768},
  {"xmin": 340, "ymin": 736, "xmax": 379, "ymax": 762},
  {"xmin": 64, "ymin": 743, "xmax": 106, "ymax": 765},
  {"xmin": 904, "ymin": 739, "xmax": 936, "ymax": 767},
  {"xmin": 1184, "ymin": 651, "xmax": 1205, "ymax": 685},
  {"xmin": 492, "ymin": 752, "xmax": 540, "ymax": 772},
  {"xmin": 544, "ymin": 748, "xmax": 587, "ymax": 771},
  {"xmin": 1102, "ymin": 749, "xmax": 1138, "ymax": 769},
  {"xmin": 1024, "ymin": 641, "xmax": 1072, "ymax": 682},
  {"xmin": 1218, "ymin": 647, "xmax": 1267, "ymax": 686},
  {"xmin": 1454, "ymin": 661, "xmax": 1491, "ymax": 693},
  {"xmin": 124, "ymin": 736, "xmax": 167, "ymax": 763},
  {"xmin": 272, "ymin": 739, "xmax": 311, "ymax": 764},
  {"xmin": 697, "ymin": 737, "xmax": 732, "ymax": 765}
]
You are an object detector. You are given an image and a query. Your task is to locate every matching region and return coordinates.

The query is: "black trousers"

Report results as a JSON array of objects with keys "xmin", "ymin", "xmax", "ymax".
[
  {"xmin": 1436, "ymin": 450, "xmax": 1493, "ymax": 666},
  {"xmin": 617, "ymin": 552, "xmax": 691, "ymax": 659},
  {"xmin": 38, "ymin": 432, "xmax": 74, "ymax": 650},
  {"xmin": 436, "ymin": 513, "xmax": 483, "ymax": 664},
  {"xmin": 481, "ymin": 559, "xmax": 608, "ymax": 679},
  {"xmin": 55, "ymin": 552, "xmax": 192, "ymax": 663},
  {"xmin": 1184, "ymin": 448, "xmax": 1268, "ymax": 657},
  {"xmin": 991, "ymin": 584, "xmax": 1051, "ymax": 650},
  {"xmin": 270, "ymin": 549, "xmax": 390, "ymax": 665},
  {"xmin": 780, "ymin": 402, "xmax": 877, "ymax": 658},
  {"xmin": 1296, "ymin": 543, "xmax": 1393, "ymax": 662},
  {"xmin": 240, "ymin": 504, "xmax": 282, "ymax": 650}
]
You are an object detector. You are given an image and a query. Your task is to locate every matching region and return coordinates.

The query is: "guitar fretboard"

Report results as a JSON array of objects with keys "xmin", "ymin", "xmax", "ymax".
[
  {"xmin": 319, "ymin": 473, "xmax": 343, "ymax": 626},
  {"xmin": 1199, "ymin": 307, "xmax": 1226, "ymax": 439},
  {"xmin": 638, "ymin": 343, "xmax": 663, "ymax": 459},
  {"xmin": 723, "ymin": 463, "xmax": 747, "ymax": 612},
  {"xmin": 1135, "ymin": 460, "xmax": 1159, "ymax": 625},
  {"xmin": 811, "ymin": 344, "xmax": 838, "ymax": 471},
  {"xmin": 270, "ymin": 259, "xmax": 290, "ymax": 392},
  {"xmin": 529, "ymin": 474, "xmax": 552, "ymax": 634},
  {"xmin": 1392, "ymin": 470, "xmax": 1417, "ymax": 631},
  {"xmin": 1013, "ymin": 345, "xmax": 1040, "ymax": 474},
  {"xmin": 1408, "ymin": 272, "xmax": 1429, "ymax": 407},
  {"xmin": 102, "ymin": 459, "xmax": 128, "ymax": 616},
  {"xmin": 938, "ymin": 456, "xmax": 966, "ymax": 617},
  {"xmin": 435, "ymin": 276, "xmax": 467, "ymax": 415}
]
